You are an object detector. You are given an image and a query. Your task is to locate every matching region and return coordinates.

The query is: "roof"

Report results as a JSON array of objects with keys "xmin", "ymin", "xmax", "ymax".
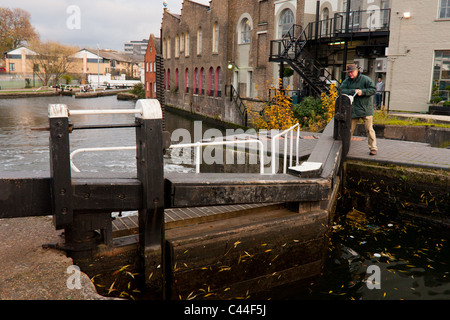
[
  {"xmin": 5, "ymin": 46, "xmax": 37, "ymax": 56},
  {"xmin": 71, "ymin": 48, "xmax": 136, "ymax": 63}
]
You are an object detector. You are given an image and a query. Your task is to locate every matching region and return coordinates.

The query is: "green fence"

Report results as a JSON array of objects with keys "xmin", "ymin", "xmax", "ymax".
[{"xmin": 0, "ymin": 78, "xmax": 44, "ymax": 90}]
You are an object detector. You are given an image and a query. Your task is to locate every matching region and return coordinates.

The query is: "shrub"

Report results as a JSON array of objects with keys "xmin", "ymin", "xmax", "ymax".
[
  {"xmin": 130, "ymin": 83, "xmax": 145, "ymax": 99},
  {"xmin": 293, "ymin": 83, "xmax": 337, "ymax": 132},
  {"xmin": 293, "ymin": 96, "xmax": 323, "ymax": 128},
  {"xmin": 248, "ymin": 79, "xmax": 298, "ymax": 131}
]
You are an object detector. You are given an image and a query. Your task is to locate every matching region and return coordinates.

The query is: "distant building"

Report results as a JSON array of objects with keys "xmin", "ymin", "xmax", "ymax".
[
  {"xmin": 144, "ymin": 34, "xmax": 161, "ymax": 99},
  {"xmin": 69, "ymin": 49, "xmax": 141, "ymax": 84},
  {"xmin": 4, "ymin": 47, "xmax": 37, "ymax": 75},
  {"xmin": 124, "ymin": 39, "xmax": 149, "ymax": 56},
  {"xmin": 160, "ymin": 0, "xmax": 304, "ymax": 125},
  {"xmin": 387, "ymin": 0, "xmax": 450, "ymax": 113},
  {"xmin": 301, "ymin": 0, "xmax": 450, "ymax": 113}
]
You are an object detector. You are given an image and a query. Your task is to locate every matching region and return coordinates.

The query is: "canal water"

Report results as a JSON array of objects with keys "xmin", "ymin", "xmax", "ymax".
[
  {"xmin": 1, "ymin": 95, "xmax": 449, "ymax": 300},
  {"xmin": 0, "ymin": 95, "xmax": 224, "ymax": 174}
]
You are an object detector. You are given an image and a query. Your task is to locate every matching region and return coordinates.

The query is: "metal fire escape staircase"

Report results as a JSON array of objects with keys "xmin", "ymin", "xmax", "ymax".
[{"xmin": 269, "ymin": 24, "xmax": 337, "ymax": 97}]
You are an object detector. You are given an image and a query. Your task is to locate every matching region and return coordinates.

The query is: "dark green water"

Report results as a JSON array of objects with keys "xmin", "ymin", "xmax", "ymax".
[{"xmin": 297, "ymin": 208, "xmax": 450, "ymax": 300}]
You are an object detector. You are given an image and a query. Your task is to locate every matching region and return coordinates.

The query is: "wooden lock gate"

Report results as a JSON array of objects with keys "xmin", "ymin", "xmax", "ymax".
[{"xmin": 0, "ymin": 99, "xmax": 168, "ymax": 298}]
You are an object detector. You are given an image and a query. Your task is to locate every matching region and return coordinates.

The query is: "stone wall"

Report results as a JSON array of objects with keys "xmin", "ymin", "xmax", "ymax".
[{"xmin": 161, "ymin": 0, "xmax": 304, "ymax": 125}]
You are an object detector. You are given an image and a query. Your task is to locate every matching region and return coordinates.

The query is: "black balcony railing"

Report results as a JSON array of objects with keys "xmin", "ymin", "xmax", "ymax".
[
  {"xmin": 334, "ymin": 8, "xmax": 391, "ymax": 35},
  {"xmin": 303, "ymin": 8, "xmax": 391, "ymax": 40}
]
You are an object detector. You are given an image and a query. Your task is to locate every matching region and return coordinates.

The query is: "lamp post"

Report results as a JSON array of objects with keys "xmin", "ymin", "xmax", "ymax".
[{"xmin": 97, "ymin": 44, "xmax": 100, "ymax": 89}]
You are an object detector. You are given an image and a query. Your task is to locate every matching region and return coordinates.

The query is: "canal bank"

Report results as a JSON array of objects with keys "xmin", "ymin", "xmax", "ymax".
[
  {"xmin": 342, "ymin": 160, "xmax": 449, "ymax": 227},
  {"xmin": 2, "ymin": 154, "xmax": 448, "ymax": 300},
  {"xmin": 0, "ymin": 90, "xmax": 59, "ymax": 99}
]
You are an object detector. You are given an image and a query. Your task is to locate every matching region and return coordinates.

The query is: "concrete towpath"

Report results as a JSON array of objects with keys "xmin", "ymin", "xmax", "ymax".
[
  {"xmin": 347, "ymin": 136, "xmax": 450, "ymax": 170},
  {"xmin": 0, "ymin": 216, "xmax": 107, "ymax": 300}
]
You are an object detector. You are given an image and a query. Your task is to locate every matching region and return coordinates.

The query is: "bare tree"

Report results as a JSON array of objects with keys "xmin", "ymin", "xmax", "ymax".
[
  {"xmin": 0, "ymin": 7, "xmax": 38, "ymax": 53},
  {"xmin": 29, "ymin": 40, "xmax": 78, "ymax": 86}
]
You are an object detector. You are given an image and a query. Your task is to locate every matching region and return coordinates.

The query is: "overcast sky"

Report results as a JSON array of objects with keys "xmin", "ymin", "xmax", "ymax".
[{"xmin": 0, "ymin": 0, "xmax": 210, "ymax": 51}]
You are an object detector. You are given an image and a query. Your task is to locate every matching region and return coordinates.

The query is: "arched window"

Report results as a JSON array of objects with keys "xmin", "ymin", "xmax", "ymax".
[
  {"xmin": 181, "ymin": 32, "xmax": 185, "ymax": 53},
  {"xmin": 166, "ymin": 68, "xmax": 170, "ymax": 90},
  {"xmin": 215, "ymin": 67, "xmax": 222, "ymax": 97},
  {"xmin": 185, "ymin": 68, "xmax": 189, "ymax": 93},
  {"xmin": 321, "ymin": 8, "xmax": 330, "ymax": 36},
  {"xmin": 241, "ymin": 18, "xmax": 251, "ymax": 44},
  {"xmin": 279, "ymin": 9, "xmax": 294, "ymax": 38},
  {"xmin": 167, "ymin": 37, "xmax": 171, "ymax": 59},
  {"xmin": 163, "ymin": 39, "xmax": 167, "ymax": 59},
  {"xmin": 185, "ymin": 31, "xmax": 190, "ymax": 57},
  {"xmin": 197, "ymin": 27, "xmax": 202, "ymax": 55},
  {"xmin": 175, "ymin": 34, "xmax": 180, "ymax": 58},
  {"xmin": 200, "ymin": 67, "xmax": 204, "ymax": 95},
  {"xmin": 194, "ymin": 67, "xmax": 198, "ymax": 94},
  {"xmin": 208, "ymin": 67, "xmax": 215, "ymax": 96},
  {"xmin": 175, "ymin": 68, "xmax": 179, "ymax": 90},
  {"xmin": 212, "ymin": 22, "xmax": 219, "ymax": 53}
]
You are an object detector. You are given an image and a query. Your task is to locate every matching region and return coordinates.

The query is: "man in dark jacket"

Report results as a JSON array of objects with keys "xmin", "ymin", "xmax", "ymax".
[{"xmin": 339, "ymin": 64, "xmax": 378, "ymax": 155}]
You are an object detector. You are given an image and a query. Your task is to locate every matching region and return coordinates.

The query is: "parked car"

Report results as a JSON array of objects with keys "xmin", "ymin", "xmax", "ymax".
[{"xmin": 0, "ymin": 67, "xmax": 6, "ymax": 72}]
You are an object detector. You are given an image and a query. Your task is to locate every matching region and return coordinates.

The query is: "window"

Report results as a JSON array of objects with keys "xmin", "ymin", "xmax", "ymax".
[
  {"xmin": 440, "ymin": 0, "xmax": 450, "ymax": 19},
  {"xmin": 194, "ymin": 68, "xmax": 198, "ymax": 94},
  {"xmin": 163, "ymin": 39, "xmax": 167, "ymax": 59},
  {"xmin": 215, "ymin": 67, "xmax": 222, "ymax": 97},
  {"xmin": 279, "ymin": 9, "xmax": 294, "ymax": 38},
  {"xmin": 185, "ymin": 32, "xmax": 190, "ymax": 57},
  {"xmin": 175, "ymin": 34, "xmax": 180, "ymax": 58},
  {"xmin": 381, "ymin": 0, "xmax": 390, "ymax": 27},
  {"xmin": 213, "ymin": 22, "xmax": 219, "ymax": 53},
  {"xmin": 181, "ymin": 33, "xmax": 185, "ymax": 53},
  {"xmin": 343, "ymin": 0, "xmax": 362, "ymax": 30},
  {"xmin": 321, "ymin": 8, "xmax": 330, "ymax": 36},
  {"xmin": 432, "ymin": 50, "xmax": 450, "ymax": 99},
  {"xmin": 166, "ymin": 68, "xmax": 170, "ymax": 90},
  {"xmin": 9, "ymin": 63, "xmax": 15, "ymax": 72},
  {"xmin": 175, "ymin": 68, "xmax": 179, "ymax": 90},
  {"xmin": 185, "ymin": 68, "xmax": 189, "ymax": 93},
  {"xmin": 200, "ymin": 67, "xmax": 204, "ymax": 94},
  {"xmin": 167, "ymin": 37, "xmax": 171, "ymax": 59},
  {"xmin": 241, "ymin": 18, "xmax": 251, "ymax": 44},
  {"xmin": 208, "ymin": 67, "xmax": 215, "ymax": 96},
  {"xmin": 197, "ymin": 27, "xmax": 202, "ymax": 55}
]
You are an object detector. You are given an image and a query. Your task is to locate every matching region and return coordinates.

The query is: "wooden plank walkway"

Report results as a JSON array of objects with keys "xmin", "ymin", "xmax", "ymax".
[{"xmin": 112, "ymin": 203, "xmax": 280, "ymax": 237}]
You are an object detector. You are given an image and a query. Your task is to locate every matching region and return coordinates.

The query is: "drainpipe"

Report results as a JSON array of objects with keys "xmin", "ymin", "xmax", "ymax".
[
  {"xmin": 315, "ymin": 1, "xmax": 320, "ymax": 60},
  {"xmin": 342, "ymin": 0, "xmax": 351, "ymax": 80}
]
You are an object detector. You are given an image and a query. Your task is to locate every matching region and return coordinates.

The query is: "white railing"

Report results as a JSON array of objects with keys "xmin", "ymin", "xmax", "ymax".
[
  {"xmin": 68, "ymin": 109, "xmax": 141, "ymax": 116},
  {"xmin": 169, "ymin": 139, "xmax": 266, "ymax": 174},
  {"xmin": 271, "ymin": 123, "xmax": 300, "ymax": 174},
  {"xmin": 70, "ymin": 125, "xmax": 302, "ymax": 175},
  {"xmin": 70, "ymin": 146, "xmax": 136, "ymax": 173},
  {"xmin": 70, "ymin": 139, "xmax": 265, "ymax": 174}
]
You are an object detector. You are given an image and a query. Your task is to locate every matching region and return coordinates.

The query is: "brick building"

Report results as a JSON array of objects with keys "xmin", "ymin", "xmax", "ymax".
[
  {"xmin": 144, "ymin": 34, "xmax": 161, "ymax": 99},
  {"xmin": 157, "ymin": 0, "xmax": 304, "ymax": 125}
]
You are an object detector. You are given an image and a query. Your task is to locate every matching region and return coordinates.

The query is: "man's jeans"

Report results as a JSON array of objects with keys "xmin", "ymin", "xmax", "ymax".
[
  {"xmin": 375, "ymin": 93, "xmax": 382, "ymax": 109},
  {"xmin": 351, "ymin": 116, "xmax": 378, "ymax": 151}
]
